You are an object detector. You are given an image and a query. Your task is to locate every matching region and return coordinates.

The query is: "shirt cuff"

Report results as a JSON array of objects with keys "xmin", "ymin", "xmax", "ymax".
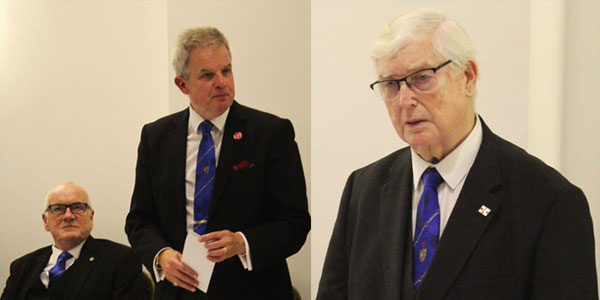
[
  {"xmin": 236, "ymin": 232, "xmax": 253, "ymax": 271},
  {"xmin": 153, "ymin": 247, "xmax": 172, "ymax": 282}
]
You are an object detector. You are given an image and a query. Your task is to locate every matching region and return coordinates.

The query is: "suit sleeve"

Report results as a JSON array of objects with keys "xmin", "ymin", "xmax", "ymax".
[
  {"xmin": 316, "ymin": 172, "xmax": 355, "ymax": 299},
  {"xmin": 0, "ymin": 260, "xmax": 20, "ymax": 300},
  {"xmin": 125, "ymin": 125, "xmax": 171, "ymax": 274},
  {"xmin": 112, "ymin": 248, "xmax": 146, "ymax": 300},
  {"xmin": 241, "ymin": 119, "xmax": 311, "ymax": 270},
  {"xmin": 531, "ymin": 185, "xmax": 598, "ymax": 299}
]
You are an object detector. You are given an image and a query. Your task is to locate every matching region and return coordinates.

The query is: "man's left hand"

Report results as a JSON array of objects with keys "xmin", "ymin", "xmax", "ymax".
[{"xmin": 199, "ymin": 230, "xmax": 246, "ymax": 263}]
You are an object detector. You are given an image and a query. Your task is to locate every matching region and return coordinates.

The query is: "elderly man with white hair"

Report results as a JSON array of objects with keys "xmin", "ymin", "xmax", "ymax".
[
  {"xmin": 317, "ymin": 10, "xmax": 597, "ymax": 300},
  {"xmin": 1, "ymin": 182, "xmax": 144, "ymax": 300}
]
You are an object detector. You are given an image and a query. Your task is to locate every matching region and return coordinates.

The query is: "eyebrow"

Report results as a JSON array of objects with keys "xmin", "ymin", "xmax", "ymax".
[
  {"xmin": 198, "ymin": 63, "xmax": 232, "ymax": 74},
  {"xmin": 379, "ymin": 62, "xmax": 432, "ymax": 80}
]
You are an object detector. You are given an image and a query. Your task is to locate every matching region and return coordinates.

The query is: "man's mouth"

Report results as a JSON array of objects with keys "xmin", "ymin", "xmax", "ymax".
[
  {"xmin": 406, "ymin": 119, "xmax": 426, "ymax": 126},
  {"xmin": 212, "ymin": 94, "xmax": 229, "ymax": 99}
]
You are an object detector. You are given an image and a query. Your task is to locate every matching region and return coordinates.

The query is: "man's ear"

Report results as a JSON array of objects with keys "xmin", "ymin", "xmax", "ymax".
[
  {"xmin": 42, "ymin": 213, "xmax": 49, "ymax": 232},
  {"xmin": 174, "ymin": 76, "xmax": 189, "ymax": 94},
  {"xmin": 464, "ymin": 60, "xmax": 478, "ymax": 97}
]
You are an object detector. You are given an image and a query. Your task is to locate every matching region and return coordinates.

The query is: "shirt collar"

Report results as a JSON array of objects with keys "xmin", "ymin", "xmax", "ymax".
[
  {"xmin": 51, "ymin": 238, "xmax": 86, "ymax": 260},
  {"xmin": 188, "ymin": 106, "xmax": 230, "ymax": 135},
  {"xmin": 411, "ymin": 116, "xmax": 483, "ymax": 190}
]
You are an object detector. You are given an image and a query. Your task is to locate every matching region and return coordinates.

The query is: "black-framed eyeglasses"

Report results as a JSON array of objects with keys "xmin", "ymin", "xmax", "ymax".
[
  {"xmin": 46, "ymin": 202, "xmax": 90, "ymax": 215},
  {"xmin": 369, "ymin": 60, "xmax": 452, "ymax": 101}
]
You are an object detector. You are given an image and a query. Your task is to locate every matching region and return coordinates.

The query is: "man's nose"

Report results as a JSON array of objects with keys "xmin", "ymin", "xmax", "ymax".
[
  {"xmin": 213, "ymin": 72, "xmax": 226, "ymax": 88},
  {"xmin": 62, "ymin": 207, "xmax": 75, "ymax": 219},
  {"xmin": 396, "ymin": 81, "xmax": 418, "ymax": 108}
]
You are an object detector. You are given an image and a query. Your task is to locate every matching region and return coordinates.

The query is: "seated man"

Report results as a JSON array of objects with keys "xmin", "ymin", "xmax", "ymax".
[{"xmin": 1, "ymin": 182, "xmax": 145, "ymax": 300}]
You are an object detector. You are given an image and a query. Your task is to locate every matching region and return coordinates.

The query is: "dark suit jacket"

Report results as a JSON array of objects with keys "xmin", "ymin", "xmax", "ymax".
[
  {"xmin": 125, "ymin": 101, "xmax": 310, "ymax": 299},
  {"xmin": 0, "ymin": 236, "xmax": 144, "ymax": 300},
  {"xmin": 317, "ymin": 118, "xmax": 598, "ymax": 300}
]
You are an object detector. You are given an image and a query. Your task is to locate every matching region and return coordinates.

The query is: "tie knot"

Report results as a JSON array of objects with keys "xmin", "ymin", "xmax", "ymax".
[
  {"xmin": 422, "ymin": 167, "xmax": 443, "ymax": 189},
  {"xmin": 199, "ymin": 120, "xmax": 214, "ymax": 135},
  {"xmin": 57, "ymin": 251, "xmax": 72, "ymax": 264}
]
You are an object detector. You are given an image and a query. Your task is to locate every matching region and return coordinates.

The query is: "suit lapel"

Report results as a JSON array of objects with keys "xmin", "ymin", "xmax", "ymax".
[
  {"xmin": 65, "ymin": 237, "xmax": 100, "ymax": 300},
  {"xmin": 417, "ymin": 120, "xmax": 503, "ymax": 299},
  {"xmin": 19, "ymin": 247, "xmax": 52, "ymax": 300},
  {"xmin": 210, "ymin": 101, "xmax": 246, "ymax": 218},
  {"xmin": 378, "ymin": 150, "xmax": 413, "ymax": 299},
  {"xmin": 169, "ymin": 109, "xmax": 189, "ymax": 206},
  {"xmin": 165, "ymin": 109, "xmax": 189, "ymax": 234}
]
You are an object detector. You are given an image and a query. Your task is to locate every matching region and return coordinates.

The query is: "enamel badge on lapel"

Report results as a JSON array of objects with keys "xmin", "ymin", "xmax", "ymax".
[
  {"xmin": 233, "ymin": 131, "xmax": 243, "ymax": 140},
  {"xmin": 478, "ymin": 205, "xmax": 491, "ymax": 216},
  {"xmin": 89, "ymin": 257, "xmax": 95, "ymax": 261}
]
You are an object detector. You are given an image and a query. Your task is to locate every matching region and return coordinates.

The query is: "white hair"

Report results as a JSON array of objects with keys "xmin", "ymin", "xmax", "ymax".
[
  {"xmin": 43, "ymin": 181, "xmax": 93, "ymax": 213},
  {"xmin": 172, "ymin": 27, "xmax": 231, "ymax": 79},
  {"xmin": 371, "ymin": 9, "xmax": 476, "ymax": 75}
]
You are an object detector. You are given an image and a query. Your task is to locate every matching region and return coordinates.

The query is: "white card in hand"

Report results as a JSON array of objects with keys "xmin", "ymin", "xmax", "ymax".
[{"xmin": 181, "ymin": 231, "xmax": 215, "ymax": 292}]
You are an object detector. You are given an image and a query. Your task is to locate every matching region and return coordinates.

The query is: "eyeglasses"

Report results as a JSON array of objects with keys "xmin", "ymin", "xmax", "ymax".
[
  {"xmin": 369, "ymin": 60, "xmax": 452, "ymax": 100},
  {"xmin": 46, "ymin": 202, "xmax": 90, "ymax": 215}
]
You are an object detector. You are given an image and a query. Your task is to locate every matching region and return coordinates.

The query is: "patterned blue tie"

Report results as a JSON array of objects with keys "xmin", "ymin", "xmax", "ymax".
[
  {"xmin": 413, "ymin": 167, "xmax": 443, "ymax": 288},
  {"xmin": 48, "ymin": 251, "xmax": 72, "ymax": 288},
  {"xmin": 194, "ymin": 120, "xmax": 216, "ymax": 235}
]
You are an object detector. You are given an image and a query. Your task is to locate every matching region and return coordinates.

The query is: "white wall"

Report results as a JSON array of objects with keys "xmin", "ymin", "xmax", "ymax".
[
  {"xmin": 311, "ymin": 0, "xmax": 599, "ymax": 299},
  {"xmin": 0, "ymin": 1, "xmax": 311, "ymax": 298},
  {"xmin": 0, "ymin": 0, "xmax": 168, "ymax": 290},
  {"xmin": 1, "ymin": 1, "xmax": 598, "ymax": 299},
  {"xmin": 562, "ymin": 0, "xmax": 600, "ymax": 278}
]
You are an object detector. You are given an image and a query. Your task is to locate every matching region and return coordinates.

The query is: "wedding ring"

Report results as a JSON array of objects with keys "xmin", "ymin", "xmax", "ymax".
[
  {"xmin": 172, "ymin": 282, "xmax": 178, "ymax": 287},
  {"xmin": 223, "ymin": 247, "xmax": 228, "ymax": 255}
]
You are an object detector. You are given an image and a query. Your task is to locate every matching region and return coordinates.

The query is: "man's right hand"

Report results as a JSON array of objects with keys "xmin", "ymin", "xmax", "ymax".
[{"xmin": 159, "ymin": 249, "xmax": 198, "ymax": 292}]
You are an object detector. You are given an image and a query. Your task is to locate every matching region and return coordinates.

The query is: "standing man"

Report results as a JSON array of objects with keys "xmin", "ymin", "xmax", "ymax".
[
  {"xmin": 317, "ymin": 10, "xmax": 597, "ymax": 300},
  {"xmin": 1, "ymin": 182, "xmax": 144, "ymax": 300},
  {"xmin": 125, "ymin": 27, "xmax": 310, "ymax": 299}
]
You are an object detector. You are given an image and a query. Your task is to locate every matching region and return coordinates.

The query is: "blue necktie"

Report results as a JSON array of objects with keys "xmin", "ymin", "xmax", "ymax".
[
  {"xmin": 413, "ymin": 167, "xmax": 443, "ymax": 288},
  {"xmin": 48, "ymin": 251, "xmax": 72, "ymax": 288},
  {"xmin": 194, "ymin": 120, "xmax": 216, "ymax": 235}
]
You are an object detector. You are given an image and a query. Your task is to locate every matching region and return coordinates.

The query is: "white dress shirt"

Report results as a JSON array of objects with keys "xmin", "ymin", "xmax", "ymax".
[
  {"xmin": 40, "ymin": 240, "xmax": 86, "ymax": 288},
  {"xmin": 153, "ymin": 107, "xmax": 253, "ymax": 282},
  {"xmin": 411, "ymin": 116, "xmax": 483, "ymax": 237}
]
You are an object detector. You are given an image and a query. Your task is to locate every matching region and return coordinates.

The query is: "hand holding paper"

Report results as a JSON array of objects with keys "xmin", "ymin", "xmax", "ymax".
[
  {"xmin": 199, "ymin": 230, "xmax": 246, "ymax": 263},
  {"xmin": 181, "ymin": 232, "xmax": 215, "ymax": 293}
]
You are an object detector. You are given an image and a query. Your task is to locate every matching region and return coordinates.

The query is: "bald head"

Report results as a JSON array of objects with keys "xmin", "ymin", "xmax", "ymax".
[
  {"xmin": 42, "ymin": 182, "xmax": 95, "ymax": 251},
  {"xmin": 43, "ymin": 182, "xmax": 92, "ymax": 213}
]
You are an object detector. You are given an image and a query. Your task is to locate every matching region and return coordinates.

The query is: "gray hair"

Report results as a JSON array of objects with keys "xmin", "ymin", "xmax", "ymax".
[
  {"xmin": 43, "ymin": 181, "xmax": 93, "ymax": 213},
  {"xmin": 371, "ymin": 10, "xmax": 476, "ymax": 75},
  {"xmin": 172, "ymin": 27, "xmax": 231, "ymax": 79}
]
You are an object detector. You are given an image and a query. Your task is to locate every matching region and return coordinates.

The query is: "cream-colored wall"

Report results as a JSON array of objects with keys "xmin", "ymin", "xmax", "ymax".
[
  {"xmin": 311, "ymin": 0, "xmax": 599, "ymax": 299},
  {"xmin": 0, "ymin": 0, "xmax": 312, "ymax": 298},
  {"xmin": 562, "ymin": 0, "xmax": 600, "ymax": 282},
  {"xmin": 0, "ymin": 0, "xmax": 168, "ymax": 289},
  {"xmin": 1, "ymin": 0, "xmax": 598, "ymax": 298}
]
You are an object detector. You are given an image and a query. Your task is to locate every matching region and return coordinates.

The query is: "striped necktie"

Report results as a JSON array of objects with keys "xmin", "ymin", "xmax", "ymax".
[
  {"xmin": 413, "ymin": 167, "xmax": 443, "ymax": 288},
  {"xmin": 193, "ymin": 120, "xmax": 216, "ymax": 235}
]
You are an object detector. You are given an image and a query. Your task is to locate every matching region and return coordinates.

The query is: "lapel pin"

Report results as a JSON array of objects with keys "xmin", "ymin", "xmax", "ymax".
[
  {"xmin": 233, "ymin": 131, "xmax": 243, "ymax": 140},
  {"xmin": 478, "ymin": 205, "xmax": 491, "ymax": 217},
  {"xmin": 89, "ymin": 257, "xmax": 95, "ymax": 261}
]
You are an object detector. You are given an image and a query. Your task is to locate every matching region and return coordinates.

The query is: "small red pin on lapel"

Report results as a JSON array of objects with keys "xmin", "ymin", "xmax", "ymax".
[{"xmin": 233, "ymin": 131, "xmax": 243, "ymax": 140}]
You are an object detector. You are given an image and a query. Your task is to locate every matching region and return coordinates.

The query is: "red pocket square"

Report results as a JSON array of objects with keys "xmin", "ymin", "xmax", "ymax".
[{"xmin": 232, "ymin": 160, "xmax": 254, "ymax": 171}]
